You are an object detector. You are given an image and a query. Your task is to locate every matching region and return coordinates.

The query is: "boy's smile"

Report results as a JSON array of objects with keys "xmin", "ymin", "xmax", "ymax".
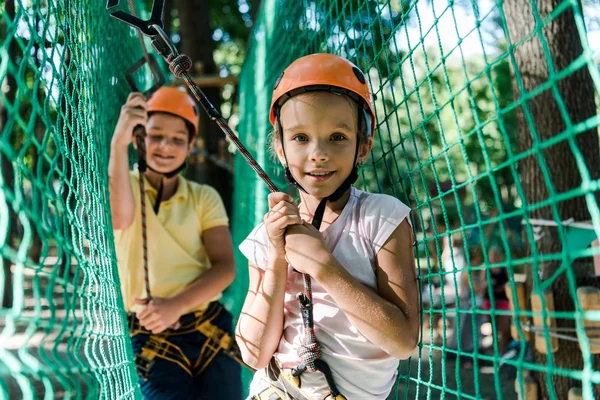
[{"xmin": 144, "ymin": 112, "xmax": 193, "ymax": 173}]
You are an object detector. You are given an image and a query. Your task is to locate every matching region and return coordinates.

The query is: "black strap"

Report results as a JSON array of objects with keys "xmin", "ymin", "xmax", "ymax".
[{"xmin": 146, "ymin": 161, "xmax": 187, "ymax": 214}]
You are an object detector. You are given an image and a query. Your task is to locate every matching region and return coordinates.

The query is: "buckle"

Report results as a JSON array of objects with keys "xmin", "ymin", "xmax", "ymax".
[{"xmin": 135, "ymin": 354, "xmax": 154, "ymax": 381}]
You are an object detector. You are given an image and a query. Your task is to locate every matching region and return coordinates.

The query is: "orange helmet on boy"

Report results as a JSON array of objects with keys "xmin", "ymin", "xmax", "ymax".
[
  {"xmin": 269, "ymin": 53, "xmax": 376, "ymax": 137},
  {"xmin": 147, "ymin": 87, "xmax": 199, "ymax": 136}
]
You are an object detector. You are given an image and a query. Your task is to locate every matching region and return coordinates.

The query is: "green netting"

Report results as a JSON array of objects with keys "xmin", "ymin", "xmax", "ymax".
[
  {"xmin": 232, "ymin": 0, "xmax": 600, "ymax": 399},
  {"xmin": 0, "ymin": 1, "xmax": 146, "ymax": 398},
  {"xmin": 3, "ymin": 0, "xmax": 600, "ymax": 398}
]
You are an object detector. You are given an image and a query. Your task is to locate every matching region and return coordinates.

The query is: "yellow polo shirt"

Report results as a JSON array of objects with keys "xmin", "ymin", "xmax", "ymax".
[{"xmin": 114, "ymin": 171, "xmax": 229, "ymax": 313}]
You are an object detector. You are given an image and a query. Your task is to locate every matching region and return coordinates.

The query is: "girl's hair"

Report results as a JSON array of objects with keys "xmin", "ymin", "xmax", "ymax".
[
  {"xmin": 148, "ymin": 111, "xmax": 196, "ymax": 142},
  {"xmin": 268, "ymin": 92, "xmax": 369, "ymax": 160}
]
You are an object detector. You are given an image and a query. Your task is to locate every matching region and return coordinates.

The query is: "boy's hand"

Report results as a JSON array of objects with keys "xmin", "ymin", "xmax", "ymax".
[
  {"xmin": 264, "ymin": 192, "xmax": 301, "ymax": 261},
  {"xmin": 135, "ymin": 297, "xmax": 185, "ymax": 334},
  {"xmin": 284, "ymin": 222, "xmax": 331, "ymax": 276},
  {"xmin": 112, "ymin": 92, "xmax": 148, "ymax": 148}
]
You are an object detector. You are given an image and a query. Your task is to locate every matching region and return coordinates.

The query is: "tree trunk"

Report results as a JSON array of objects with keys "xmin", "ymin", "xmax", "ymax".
[
  {"xmin": 504, "ymin": 1, "xmax": 600, "ymax": 398},
  {"xmin": 174, "ymin": 0, "xmax": 233, "ymax": 214},
  {"xmin": 1, "ymin": 0, "xmax": 17, "ymax": 309}
]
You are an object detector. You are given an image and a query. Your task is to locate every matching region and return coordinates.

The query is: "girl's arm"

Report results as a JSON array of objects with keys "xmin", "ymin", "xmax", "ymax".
[
  {"xmin": 235, "ymin": 257, "xmax": 288, "ymax": 369},
  {"xmin": 286, "ymin": 219, "xmax": 420, "ymax": 359},
  {"xmin": 236, "ymin": 192, "xmax": 302, "ymax": 368}
]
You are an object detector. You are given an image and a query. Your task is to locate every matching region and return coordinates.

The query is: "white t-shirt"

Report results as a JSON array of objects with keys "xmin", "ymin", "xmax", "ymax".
[{"xmin": 239, "ymin": 187, "xmax": 412, "ymax": 399}]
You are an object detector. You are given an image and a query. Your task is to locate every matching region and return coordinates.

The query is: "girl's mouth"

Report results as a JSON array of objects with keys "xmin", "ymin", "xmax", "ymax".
[{"xmin": 305, "ymin": 171, "xmax": 335, "ymax": 182}]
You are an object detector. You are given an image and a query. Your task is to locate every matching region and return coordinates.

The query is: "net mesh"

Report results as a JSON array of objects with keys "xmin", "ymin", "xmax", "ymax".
[{"xmin": 0, "ymin": 0, "xmax": 146, "ymax": 398}]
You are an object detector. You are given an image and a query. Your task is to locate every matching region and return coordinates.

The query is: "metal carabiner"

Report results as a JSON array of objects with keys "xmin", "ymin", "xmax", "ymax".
[
  {"xmin": 106, "ymin": 0, "xmax": 165, "ymax": 36},
  {"xmin": 125, "ymin": 54, "xmax": 166, "ymax": 97}
]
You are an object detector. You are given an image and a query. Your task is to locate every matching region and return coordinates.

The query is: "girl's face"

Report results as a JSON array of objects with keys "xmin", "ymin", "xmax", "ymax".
[
  {"xmin": 144, "ymin": 112, "xmax": 193, "ymax": 173},
  {"xmin": 276, "ymin": 92, "xmax": 372, "ymax": 199}
]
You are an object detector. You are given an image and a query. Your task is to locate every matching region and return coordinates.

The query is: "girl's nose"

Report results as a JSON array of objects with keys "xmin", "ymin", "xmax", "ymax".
[{"xmin": 309, "ymin": 141, "xmax": 329, "ymax": 162}]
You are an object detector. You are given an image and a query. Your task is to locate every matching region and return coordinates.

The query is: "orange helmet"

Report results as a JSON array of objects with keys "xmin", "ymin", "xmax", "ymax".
[
  {"xmin": 147, "ymin": 87, "xmax": 199, "ymax": 136},
  {"xmin": 269, "ymin": 53, "xmax": 376, "ymax": 137}
]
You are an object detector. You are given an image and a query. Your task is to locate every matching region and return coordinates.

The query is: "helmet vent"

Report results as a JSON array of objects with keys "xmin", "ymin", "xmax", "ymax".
[
  {"xmin": 352, "ymin": 67, "xmax": 366, "ymax": 84},
  {"xmin": 274, "ymin": 71, "xmax": 284, "ymax": 90}
]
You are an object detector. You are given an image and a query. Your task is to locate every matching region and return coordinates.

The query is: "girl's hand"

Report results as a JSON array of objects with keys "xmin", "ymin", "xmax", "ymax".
[
  {"xmin": 112, "ymin": 92, "xmax": 148, "ymax": 148},
  {"xmin": 284, "ymin": 221, "xmax": 331, "ymax": 276},
  {"xmin": 264, "ymin": 192, "xmax": 301, "ymax": 261}
]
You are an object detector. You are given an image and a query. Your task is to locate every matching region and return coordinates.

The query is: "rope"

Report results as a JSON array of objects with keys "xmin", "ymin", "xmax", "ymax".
[
  {"xmin": 126, "ymin": 0, "xmax": 153, "ymax": 302},
  {"xmin": 134, "ymin": 131, "xmax": 152, "ymax": 300},
  {"xmin": 153, "ymin": 33, "xmax": 279, "ymax": 193}
]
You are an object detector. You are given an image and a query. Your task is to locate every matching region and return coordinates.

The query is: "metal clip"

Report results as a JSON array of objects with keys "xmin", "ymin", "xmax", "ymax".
[
  {"xmin": 125, "ymin": 54, "xmax": 166, "ymax": 97},
  {"xmin": 106, "ymin": 0, "xmax": 165, "ymax": 36},
  {"xmin": 134, "ymin": 354, "xmax": 154, "ymax": 381},
  {"xmin": 148, "ymin": 23, "xmax": 179, "ymax": 62}
]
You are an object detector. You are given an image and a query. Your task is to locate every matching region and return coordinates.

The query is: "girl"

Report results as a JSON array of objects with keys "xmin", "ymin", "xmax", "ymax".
[{"xmin": 236, "ymin": 54, "xmax": 420, "ymax": 400}]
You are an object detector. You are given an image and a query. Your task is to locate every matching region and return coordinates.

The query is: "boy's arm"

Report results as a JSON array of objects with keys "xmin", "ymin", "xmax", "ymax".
[
  {"xmin": 109, "ymin": 93, "xmax": 147, "ymax": 230},
  {"xmin": 170, "ymin": 226, "xmax": 236, "ymax": 311},
  {"xmin": 109, "ymin": 142, "xmax": 135, "ymax": 230},
  {"xmin": 235, "ymin": 257, "xmax": 288, "ymax": 370},
  {"xmin": 136, "ymin": 226, "xmax": 237, "ymax": 334}
]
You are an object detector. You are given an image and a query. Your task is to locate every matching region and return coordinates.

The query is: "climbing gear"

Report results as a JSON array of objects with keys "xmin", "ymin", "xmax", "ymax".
[
  {"xmin": 125, "ymin": 53, "xmax": 165, "ymax": 98},
  {"xmin": 249, "ymin": 358, "xmax": 347, "ymax": 400},
  {"xmin": 269, "ymin": 53, "xmax": 376, "ymax": 137},
  {"xmin": 147, "ymin": 86, "xmax": 200, "ymax": 136},
  {"xmin": 128, "ymin": 302, "xmax": 249, "ymax": 380}
]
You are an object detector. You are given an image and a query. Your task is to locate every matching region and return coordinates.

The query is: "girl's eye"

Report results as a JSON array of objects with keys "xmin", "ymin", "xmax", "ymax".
[
  {"xmin": 331, "ymin": 133, "xmax": 347, "ymax": 141},
  {"xmin": 173, "ymin": 138, "xmax": 186, "ymax": 146},
  {"xmin": 292, "ymin": 134, "xmax": 308, "ymax": 142}
]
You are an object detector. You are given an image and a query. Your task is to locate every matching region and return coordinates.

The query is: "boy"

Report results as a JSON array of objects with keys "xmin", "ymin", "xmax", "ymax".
[{"xmin": 109, "ymin": 87, "xmax": 242, "ymax": 399}]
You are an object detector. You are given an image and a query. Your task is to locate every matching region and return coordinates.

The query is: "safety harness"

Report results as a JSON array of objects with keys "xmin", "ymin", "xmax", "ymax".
[
  {"xmin": 128, "ymin": 302, "xmax": 248, "ymax": 380},
  {"xmin": 249, "ymin": 359, "xmax": 347, "ymax": 400}
]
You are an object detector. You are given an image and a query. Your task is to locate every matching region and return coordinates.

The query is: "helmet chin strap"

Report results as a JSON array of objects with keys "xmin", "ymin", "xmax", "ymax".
[
  {"xmin": 275, "ymin": 108, "xmax": 362, "ymax": 230},
  {"xmin": 143, "ymin": 161, "xmax": 187, "ymax": 214}
]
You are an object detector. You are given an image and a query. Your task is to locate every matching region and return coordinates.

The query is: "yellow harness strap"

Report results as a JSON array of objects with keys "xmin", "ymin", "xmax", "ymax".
[
  {"xmin": 135, "ymin": 335, "xmax": 192, "ymax": 380},
  {"xmin": 127, "ymin": 303, "xmax": 251, "ymax": 379}
]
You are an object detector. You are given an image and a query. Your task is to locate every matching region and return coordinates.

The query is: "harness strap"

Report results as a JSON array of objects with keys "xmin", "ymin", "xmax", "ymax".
[
  {"xmin": 135, "ymin": 335, "xmax": 192, "ymax": 380},
  {"xmin": 128, "ymin": 303, "xmax": 252, "ymax": 378},
  {"xmin": 252, "ymin": 358, "xmax": 347, "ymax": 400}
]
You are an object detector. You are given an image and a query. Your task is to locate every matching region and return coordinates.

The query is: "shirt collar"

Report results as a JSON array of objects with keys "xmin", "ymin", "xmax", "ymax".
[{"xmin": 135, "ymin": 170, "xmax": 188, "ymax": 201}]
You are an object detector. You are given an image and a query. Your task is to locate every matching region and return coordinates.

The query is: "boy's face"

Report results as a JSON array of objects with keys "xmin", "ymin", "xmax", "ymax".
[
  {"xmin": 277, "ymin": 92, "xmax": 372, "ymax": 199},
  {"xmin": 488, "ymin": 248, "xmax": 503, "ymax": 264},
  {"xmin": 145, "ymin": 112, "xmax": 193, "ymax": 173}
]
